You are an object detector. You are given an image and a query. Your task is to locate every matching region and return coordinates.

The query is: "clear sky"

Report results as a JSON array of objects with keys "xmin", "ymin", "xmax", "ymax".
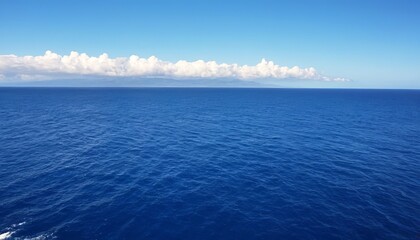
[{"xmin": 0, "ymin": 0, "xmax": 419, "ymax": 88}]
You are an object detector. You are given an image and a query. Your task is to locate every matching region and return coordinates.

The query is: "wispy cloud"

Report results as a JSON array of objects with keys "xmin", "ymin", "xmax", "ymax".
[{"xmin": 0, "ymin": 51, "xmax": 346, "ymax": 82}]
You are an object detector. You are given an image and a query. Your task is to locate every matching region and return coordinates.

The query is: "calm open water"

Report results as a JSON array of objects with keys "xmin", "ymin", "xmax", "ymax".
[{"xmin": 0, "ymin": 88, "xmax": 419, "ymax": 240}]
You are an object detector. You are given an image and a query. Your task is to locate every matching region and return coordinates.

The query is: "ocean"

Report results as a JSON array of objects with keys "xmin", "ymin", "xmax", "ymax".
[{"xmin": 0, "ymin": 88, "xmax": 419, "ymax": 239}]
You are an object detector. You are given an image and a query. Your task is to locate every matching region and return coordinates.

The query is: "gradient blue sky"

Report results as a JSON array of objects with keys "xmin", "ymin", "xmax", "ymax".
[{"xmin": 0, "ymin": 0, "xmax": 419, "ymax": 88}]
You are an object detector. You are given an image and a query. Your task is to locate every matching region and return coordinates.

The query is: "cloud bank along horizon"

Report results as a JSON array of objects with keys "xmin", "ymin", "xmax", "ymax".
[{"xmin": 0, "ymin": 51, "xmax": 347, "ymax": 82}]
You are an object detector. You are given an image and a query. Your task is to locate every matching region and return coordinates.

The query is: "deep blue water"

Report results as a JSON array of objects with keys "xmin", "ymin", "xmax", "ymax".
[{"xmin": 0, "ymin": 88, "xmax": 419, "ymax": 240}]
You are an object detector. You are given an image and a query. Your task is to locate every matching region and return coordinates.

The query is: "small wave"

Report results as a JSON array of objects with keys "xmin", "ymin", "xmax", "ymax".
[
  {"xmin": 0, "ymin": 222, "xmax": 26, "ymax": 239},
  {"xmin": 21, "ymin": 233, "xmax": 54, "ymax": 240},
  {"xmin": 0, "ymin": 222, "xmax": 54, "ymax": 240},
  {"xmin": 0, "ymin": 231, "xmax": 14, "ymax": 240},
  {"xmin": 11, "ymin": 223, "xmax": 25, "ymax": 228}
]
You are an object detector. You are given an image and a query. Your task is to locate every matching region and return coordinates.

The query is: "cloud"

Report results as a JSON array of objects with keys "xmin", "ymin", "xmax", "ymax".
[{"xmin": 0, "ymin": 51, "xmax": 346, "ymax": 82}]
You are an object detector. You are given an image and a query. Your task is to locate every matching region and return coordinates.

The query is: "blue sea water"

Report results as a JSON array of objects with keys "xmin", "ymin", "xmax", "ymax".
[{"xmin": 0, "ymin": 88, "xmax": 419, "ymax": 240}]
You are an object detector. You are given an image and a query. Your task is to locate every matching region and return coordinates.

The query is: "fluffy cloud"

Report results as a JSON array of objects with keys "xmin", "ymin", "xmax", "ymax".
[{"xmin": 0, "ymin": 51, "xmax": 346, "ymax": 82}]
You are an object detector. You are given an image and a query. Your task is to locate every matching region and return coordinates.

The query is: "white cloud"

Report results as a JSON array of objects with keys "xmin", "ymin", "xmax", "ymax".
[{"xmin": 0, "ymin": 51, "xmax": 346, "ymax": 82}]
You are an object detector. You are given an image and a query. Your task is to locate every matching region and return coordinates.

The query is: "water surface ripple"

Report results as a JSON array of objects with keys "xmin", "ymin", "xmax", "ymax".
[{"xmin": 0, "ymin": 88, "xmax": 419, "ymax": 239}]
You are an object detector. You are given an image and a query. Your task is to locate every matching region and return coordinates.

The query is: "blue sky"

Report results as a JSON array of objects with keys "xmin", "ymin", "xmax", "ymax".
[{"xmin": 0, "ymin": 0, "xmax": 419, "ymax": 88}]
